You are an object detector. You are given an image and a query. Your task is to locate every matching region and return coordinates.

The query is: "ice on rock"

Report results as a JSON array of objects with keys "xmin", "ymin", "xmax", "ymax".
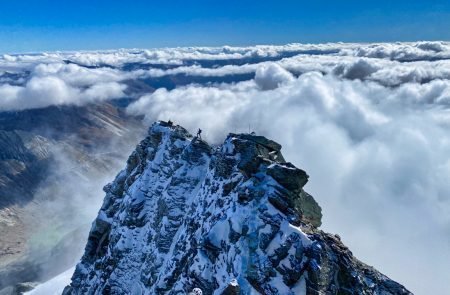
[{"xmin": 63, "ymin": 121, "xmax": 411, "ymax": 295}]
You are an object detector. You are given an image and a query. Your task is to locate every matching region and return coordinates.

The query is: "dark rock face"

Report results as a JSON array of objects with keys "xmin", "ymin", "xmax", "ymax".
[
  {"xmin": 63, "ymin": 121, "xmax": 411, "ymax": 295},
  {"xmin": 266, "ymin": 163, "xmax": 308, "ymax": 191},
  {"xmin": 221, "ymin": 280, "xmax": 240, "ymax": 295}
]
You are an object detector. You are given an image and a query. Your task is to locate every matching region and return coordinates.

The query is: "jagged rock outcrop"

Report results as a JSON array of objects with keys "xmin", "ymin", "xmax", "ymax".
[{"xmin": 63, "ymin": 121, "xmax": 411, "ymax": 295}]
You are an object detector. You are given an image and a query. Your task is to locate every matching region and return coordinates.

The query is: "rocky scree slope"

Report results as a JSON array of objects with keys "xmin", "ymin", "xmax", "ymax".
[{"xmin": 64, "ymin": 121, "xmax": 411, "ymax": 295}]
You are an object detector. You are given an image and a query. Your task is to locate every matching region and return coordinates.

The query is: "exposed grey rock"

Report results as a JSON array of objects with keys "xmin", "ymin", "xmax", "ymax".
[
  {"xmin": 63, "ymin": 121, "xmax": 411, "ymax": 295},
  {"xmin": 221, "ymin": 279, "xmax": 240, "ymax": 295},
  {"xmin": 266, "ymin": 163, "xmax": 308, "ymax": 191},
  {"xmin": 231, "ymin": 133, "xmax": 282, "ymax": 152}
]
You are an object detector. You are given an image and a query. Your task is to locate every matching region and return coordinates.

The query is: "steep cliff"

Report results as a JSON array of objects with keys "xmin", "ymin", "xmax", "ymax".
[{"xmin": 64, "ymin": 121, "xmax": 411, "ymax": 295}]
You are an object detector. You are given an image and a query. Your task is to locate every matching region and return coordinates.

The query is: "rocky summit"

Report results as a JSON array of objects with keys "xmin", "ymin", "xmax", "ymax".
[{"xmin": 63, "ymin": 121, "xmax": 411, "ymax": 295}]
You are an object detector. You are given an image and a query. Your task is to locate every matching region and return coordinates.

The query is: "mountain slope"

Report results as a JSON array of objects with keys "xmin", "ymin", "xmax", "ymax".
[
  {"xmin": 0, "ymin": 101, "xmax": 145, "ymax": 292},
  {"xmin": 64, "ymin": 121, "xmax": 411, "ymax": 295}
]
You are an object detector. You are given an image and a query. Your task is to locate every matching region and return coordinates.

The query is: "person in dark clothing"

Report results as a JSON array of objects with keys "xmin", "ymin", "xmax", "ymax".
[{"xmin": 196, "ymin": 128, "xmax": 202, "ymax": 139}]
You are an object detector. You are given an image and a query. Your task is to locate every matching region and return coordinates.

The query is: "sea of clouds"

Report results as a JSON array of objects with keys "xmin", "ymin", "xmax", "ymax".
[{"xmin": 3, "ymin": 42, "xmax": 450, "ymax": 295}]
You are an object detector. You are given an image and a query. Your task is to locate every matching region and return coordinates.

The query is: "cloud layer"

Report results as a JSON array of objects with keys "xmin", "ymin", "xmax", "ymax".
[
  {"xmin": 0, "ymin": 63, "xmax": 129, "ymax": 111},
  {"xmin": 127, "ymin": 66, "xmax": 450, "ymax": 295},
  {"xmin": 2, "ymin": 41, "xmax": 450, "ymax": 111},
  {"xmin": 2, "ymin": 42, "xmax": 450, "ymax": 294}
]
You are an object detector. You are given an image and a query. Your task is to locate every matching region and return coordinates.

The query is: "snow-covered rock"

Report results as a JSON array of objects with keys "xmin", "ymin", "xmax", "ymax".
[{"xmin": 63, "ymin": 121, "xmax": 411, "ymax": 295}]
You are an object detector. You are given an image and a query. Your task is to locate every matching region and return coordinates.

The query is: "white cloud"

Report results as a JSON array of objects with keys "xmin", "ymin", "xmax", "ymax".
[
  {"xmin": 32, "ymin": 63, "xmax": 126, "ymax": 86},
  {"xmin": 332, "ymin": 58, "xmax": 381, "ymax": 80},
  {"xmin": 349, "ymin": 41, "xmax": 450, "ymax": 61},
  {"xmin": 3, "ymin": 41, "xmax": 450, "ymax": 71},
  {"xmin": 0, "ymin": 76, "xmax": 126, "ymax": 111},
  {"xmin": 0, "ymin": 61, "xmax": 131, "ymax": 111},
  {"xmin": 131, "ymin": 51, "xmax": 450, "ymax": 87},
  {"xmin": 254, "ymin": 63, "xmax": 295, "ymax": 90},
  {"xmin": 2, "ymin": 42, "xmax": 450, "ymax": 294},
  {"xmin": 127, "ymin": 72, "xmax": 450, "ymax": 295}
]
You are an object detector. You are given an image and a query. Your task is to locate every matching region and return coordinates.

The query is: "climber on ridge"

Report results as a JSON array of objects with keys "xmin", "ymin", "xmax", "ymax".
[{"xmin": 196, "ymin": 128, "xmax": 202, "ymax": 139}]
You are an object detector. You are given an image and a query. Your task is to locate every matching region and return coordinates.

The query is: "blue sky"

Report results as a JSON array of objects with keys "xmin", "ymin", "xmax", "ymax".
[{"xmin": 1, "ymin": 0, "xmax": 449, "ymax": 53}]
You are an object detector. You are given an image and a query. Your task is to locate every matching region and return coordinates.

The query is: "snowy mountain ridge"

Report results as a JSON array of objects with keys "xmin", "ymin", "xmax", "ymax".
[{"xmin": 63, "ymin": 121, "xmax": 411, "ymax": 295}]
